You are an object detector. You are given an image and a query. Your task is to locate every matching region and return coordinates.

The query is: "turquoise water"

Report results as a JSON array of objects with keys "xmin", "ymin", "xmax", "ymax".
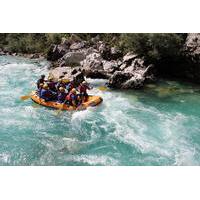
[{"xmin": 1, "ymin": 55, "xmax": 200, "ymax": 165}]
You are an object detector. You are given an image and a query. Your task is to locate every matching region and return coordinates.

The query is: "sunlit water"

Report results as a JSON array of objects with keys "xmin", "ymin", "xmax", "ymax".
[{"xmin": 1, "ymin": 55, "xmax": 200, "ymax": 165}]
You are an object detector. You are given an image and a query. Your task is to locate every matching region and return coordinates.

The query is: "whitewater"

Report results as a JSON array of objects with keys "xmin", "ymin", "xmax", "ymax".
[{"xmin": 0, "ymin": 55, "xmax": 200, "ymax": 165}]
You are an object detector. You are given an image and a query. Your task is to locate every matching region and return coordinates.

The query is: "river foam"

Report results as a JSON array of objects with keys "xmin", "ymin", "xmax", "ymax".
[{"xmin": 1, "ymin": 55, "xmax": 200, "ymax": 165}]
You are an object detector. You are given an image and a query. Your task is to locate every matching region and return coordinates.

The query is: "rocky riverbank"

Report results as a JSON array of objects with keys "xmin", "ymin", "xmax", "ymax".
[
  {"xmin": 0, "ymin": 48, "xmax": 45, "ymax": 59},
  {"xmin": 1, "ymin": 33, "xmax": 200, "ymax": 89},
  {"xmin": 47, "ymin": 37, "xmax": 155, "ymax": 89}
]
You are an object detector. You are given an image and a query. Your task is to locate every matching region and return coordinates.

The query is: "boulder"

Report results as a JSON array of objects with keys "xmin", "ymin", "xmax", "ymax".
[
  {"xmin": 108, "ymin": 71, "xmax": 132, "ymax": 88},
  {"xmin": 108, "ymin": 61, "xmax": 154, "ymax": 89},
  {"xmin": 102, "ymin": 60, "xmax": 119, "ymax": 73},
  {"xmin": 49, "ymin": 66, "xmax": 84, "ymax": 86},
  {"xmin": 70, "ymin": 41, "xmax": 86, "ymax": 50},
  {"xmin": 81, "ymin": 53, "xmax": 103, "ymax": 71},
  {"xmin": 123, "ymin": 52, "xmax": 138, "ymax": 64},
  {"xmin": 60, "ymin": 52, "xmax": 86, "ymax": 66},
  {"xmin": 184, "ymin": 33, "xmax": 200, "ymax": 63},
  {"xmin": 110, "ymin": 47, "xmax": 123, "ymax": 60},
  {"xmin": 47, "ymin": 44, "xmax": 67, "ymax": 61}
]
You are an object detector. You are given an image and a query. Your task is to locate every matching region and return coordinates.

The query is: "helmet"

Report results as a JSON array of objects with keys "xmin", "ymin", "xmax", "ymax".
[
  {"xmin": 43, "ymin": 84, "xmax": 49, "ymax": 89},
  {"xmin": 59, "ymin": 87, "xmax": 65, "ymax": 92},
  {"xmin": 41, "ymin": 75, "xmax": 45, "ymax": 78},
  {"xmin": 71, "ymin": 88, "xmax": 76, "ymax": 94},
  {"xmin": 62, "ymin": 79, "xmax": 70, "ymax": 83}
]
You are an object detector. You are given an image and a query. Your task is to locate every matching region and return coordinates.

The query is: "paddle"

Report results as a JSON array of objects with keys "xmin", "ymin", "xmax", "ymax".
[
  {"xmin": 55, "ymin": 99, "xmax": 68, "ymax": 115},
  {"xmin": 98, "ymin": 86, "xmax": 108, "ymax": 91},
  {"xmin": 20, "ymin": 93, "xmax": 32, "ymax": 100}
]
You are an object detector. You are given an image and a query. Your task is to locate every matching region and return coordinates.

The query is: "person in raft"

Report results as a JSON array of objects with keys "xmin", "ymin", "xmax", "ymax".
[
  {"xmin": 40, "ymin": 84, "xmax": 56, "ymax": 101},
  {"xmin": 37, "ymin": 83, "xmax": 44, "ymax": 97},
  {"xmin": 47, "ymin": 77, "xmax": 57, "ymax": 93},
  {"xmin": 55, "ymin": 79, "xmax": 66, "ymax": 91},
  {"xmin": 37, "ymin": 75, "xmax": 46, "ymax": 89},
  {"xmin": 57, "ymin": 87, "xmax": 67, "ymax": 103},
  {"xmin": 66, "ymin": 80, "xmax": 74, "ymax": 93},
  {"xmin": 78, "ymin": 81, "xmax": 91, "ymax": 102},
  {"xmin": 65, "ymin": 88, "xmax": 80, "ymax": 107}
]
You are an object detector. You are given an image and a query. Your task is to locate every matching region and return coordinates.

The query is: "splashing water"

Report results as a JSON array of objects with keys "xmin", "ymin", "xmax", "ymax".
[{"xmin": 1, "ymin": 55, "xmax": 200, "ymax": 165}]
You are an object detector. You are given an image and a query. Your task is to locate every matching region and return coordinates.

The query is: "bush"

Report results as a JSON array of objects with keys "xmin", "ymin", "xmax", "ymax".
[{"xmin": 119, "ymin": 33, "xmax": 185, "ymax": 62}]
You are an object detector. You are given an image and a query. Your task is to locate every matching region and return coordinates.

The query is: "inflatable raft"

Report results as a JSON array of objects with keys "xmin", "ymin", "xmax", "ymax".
[{"xmin": 30, "ymin": 91, "xmax": 103, "ymax": 111}]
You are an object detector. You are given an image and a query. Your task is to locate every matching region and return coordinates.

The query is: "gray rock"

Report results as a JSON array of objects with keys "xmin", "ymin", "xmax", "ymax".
[
  {"xmin": 81, "ymin": 53, "xmax": 103, "ymax": 71},
  {"xmin": 61, "ymin": 52, "xmax": 86, "ymax": 66},
  {"xmin": 49, "ymin": 66, "xmax": 84, "ymax": 86},
  {"xmin": 70, "ymin": 41, "xmax": 86, "ymax": 50},
  {"xmin": 47, "ymin": 44, "xmax": 67, "ymax": 61},
  {"xmin": 123, "ymin": 52, "xmax": 138, "ymax": 63},
  {"xmin": 103, "ymin": 60, "xmax": 119, "ymax": 73}
]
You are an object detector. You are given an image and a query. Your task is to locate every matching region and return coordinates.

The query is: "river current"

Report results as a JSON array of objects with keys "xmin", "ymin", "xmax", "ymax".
[{"xmin": 1, "ymin": 55, "xmax": 200, "ymax": 165}]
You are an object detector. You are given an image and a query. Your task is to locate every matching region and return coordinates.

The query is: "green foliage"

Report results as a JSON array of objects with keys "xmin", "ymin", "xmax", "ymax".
[
  {"xmin": 119, "ymin": 33, "xmax": 185, "ymax": 62},
  {"xmin": 0, "ymin": 33, "xmax": 186, "ymax": 63},
  {"xmin": 0, "ymin": 33, "xmax": 66, "ymax": 53}
]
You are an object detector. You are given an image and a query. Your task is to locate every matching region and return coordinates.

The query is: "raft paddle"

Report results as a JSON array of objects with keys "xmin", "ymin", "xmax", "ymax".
[
  {"xmin": 55, "ymin": 100, "xmax": 67, "ymax": 115},
  {"xmin": 20, "ymin": 94, "xmax": 31, "ymax": 100},
  {"xmin": 98, "ymin": 86, "xmax": 108, "ymax": 91}
]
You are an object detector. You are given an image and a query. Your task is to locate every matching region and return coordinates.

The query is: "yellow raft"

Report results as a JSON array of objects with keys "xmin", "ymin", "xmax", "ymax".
[{"xmin": 30, "ymin": 91, "xmax": 103, "ymax": 111}]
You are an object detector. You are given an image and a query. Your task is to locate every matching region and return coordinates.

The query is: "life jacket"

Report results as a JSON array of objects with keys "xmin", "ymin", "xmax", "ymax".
[
  {"xmin": 79, "ymin": 84, "xmax": 89, "ymax": 93},
  {"xmin": 66, "ymin": 82, "xmax": 74, "ymax": 92},
  {"xmin": 57, "ymin": 92, "xmax": 67, "ymax": 102},
  {"xmin": 47, "ymin": 81, "xmax": 56, "ymax": 91},
  {"xmin": 66, "ymin": 92, "xmax": 76, "ymax": 102},
  {"xmin": 40, "ymin": 89, "xmax": 52, "ymax": 100},
  {"xmin": 56, "ymin": 82, "xmax": 65, "ymax": 91}
]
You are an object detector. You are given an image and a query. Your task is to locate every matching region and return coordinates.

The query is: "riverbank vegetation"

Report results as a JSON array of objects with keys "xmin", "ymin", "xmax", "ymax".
[{"xmin": 0, "ymin": 33, "xmax": 186, "ymax": 59}]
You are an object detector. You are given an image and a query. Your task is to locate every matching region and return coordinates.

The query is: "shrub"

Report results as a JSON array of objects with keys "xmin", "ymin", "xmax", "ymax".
[{"xmin": 119, "ymin": 33, "xmax": 185, "ymax": 62}]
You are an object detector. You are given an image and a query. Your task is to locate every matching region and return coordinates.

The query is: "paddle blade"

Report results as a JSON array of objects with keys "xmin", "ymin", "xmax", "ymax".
[
  {"xmin": 98, "ymin": 86, "xmax": 108, "ymax": 91},
  {"xmin": 20, "ymin": 95, "xmax": 30, "ymax": 100}
]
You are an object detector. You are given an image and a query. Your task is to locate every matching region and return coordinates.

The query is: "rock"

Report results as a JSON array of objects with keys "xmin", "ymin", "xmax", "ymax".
[
  {"xmin": 108, "ymin": 71, "xmax": 132, "ymax": 88},
  {"xmin": 123, "ymin": 52, "xmax": 138, "ymax": 63},
  {"xmin": 120, "ymin": 63, "xmax": 127, "ymax": 71},
  {"xmin": 60, "ymin": 52, "xmax": 86, "ymax": 66},
  {"xmin": 49, "ymin": 66, "xmax": 84, "ymax": 86},
  {"xmin": 110, "ymin": 47, "xmax": 123, "ymax": 60},
  {"xmin": 70, "ymin": 41, "xmax": 86, "ymax": 50},
  {"xmin": 0, "ymin": 51, "xmax": 5, "ymax": 56},
  {"xmin": 184, "ymin": 33, "xmax": 200, "ymax": 63},
  {"xmin": 102, "ymin": 60, "xmax": 119, "ymax": 73},
  {"xmin": 84, "ymin": 70, "xmax": 111, "ymax": 79},
  {"xmin": 47, "ymin": 44, "xmax": 67, "ymax": 61},
  {"xmin": 108, "ymin": 58, "xmax": 154, "ymax": 89},
  {"xmin": 82, "ymin": 53, "xmax": 103, "ymax": 71},
  {"xmin": 50, "ymin": 67, "xmax": 72, "ymax": 79}
]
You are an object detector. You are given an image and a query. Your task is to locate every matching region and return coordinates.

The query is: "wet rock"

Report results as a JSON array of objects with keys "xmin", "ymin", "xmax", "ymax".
[
  {"xmin": 108, "ymin": 71, "xmax": 132, "ymax": 88},
  {"xmin": 84, "ymin": 70, "xmax": 111, "ymax": 79},
  {"xmin": 108, "ymin": 60, "xmax": 154, "ymax": 89}
]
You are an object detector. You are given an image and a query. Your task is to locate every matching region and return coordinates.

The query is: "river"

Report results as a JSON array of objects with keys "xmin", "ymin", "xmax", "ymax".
[{"xmin": 0, "ymin": 55, "xmax": 200, "ymax": 165}]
